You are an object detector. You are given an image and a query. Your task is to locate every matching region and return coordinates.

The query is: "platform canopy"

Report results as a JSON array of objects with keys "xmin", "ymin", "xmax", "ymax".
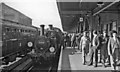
[{"xmin": 57, "ymin": 0, "xmax": 120, "ymax": 33}]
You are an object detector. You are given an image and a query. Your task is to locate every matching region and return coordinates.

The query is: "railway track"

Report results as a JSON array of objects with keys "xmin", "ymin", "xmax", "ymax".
[
  {"xmin": 0, "ymin": 47, "xmax": 61, "ymax": 72},
  {"xmin": 27, "ymin": 53, "xmax": 60, "ymax": 72},
  {"xmin": 27, "ymin": 65, "xmax": 53, "ymax": 72},
  {"xmin": 27, "ymin": 61, "xmax": 61, "ymax": 72},
  {"xmin": 1, "ymin": 56, "xmax": 32, "ymax": 72},
  {"xmin": 1, "ymin": 55, "xmax": 59, "ymax": 72}
]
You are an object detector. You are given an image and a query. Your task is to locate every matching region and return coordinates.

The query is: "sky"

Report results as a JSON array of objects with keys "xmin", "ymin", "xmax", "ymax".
[{"xmin": 0, "ymin": 0, "xmax": 63, "ymax": 30}]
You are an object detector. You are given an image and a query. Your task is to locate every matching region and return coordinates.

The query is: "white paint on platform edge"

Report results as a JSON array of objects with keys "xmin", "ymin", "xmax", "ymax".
[{"xmin": 57, "ymin": 46, "xmax": 63, "ymax": 72}]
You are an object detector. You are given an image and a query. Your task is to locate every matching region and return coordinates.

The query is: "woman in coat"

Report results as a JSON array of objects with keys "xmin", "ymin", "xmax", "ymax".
[{"xmin": 101, "ymin": 31, "xmax": 109, "ymax": 67}]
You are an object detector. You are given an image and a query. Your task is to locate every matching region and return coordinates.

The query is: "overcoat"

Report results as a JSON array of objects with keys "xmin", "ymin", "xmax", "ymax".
[
  {"xmin": 108, "ymin": 37, "xmax": 120, "ymax": 57},
  {"xmin": 101, "ymin": 36, "xmax": 109, "ymax": 59}
]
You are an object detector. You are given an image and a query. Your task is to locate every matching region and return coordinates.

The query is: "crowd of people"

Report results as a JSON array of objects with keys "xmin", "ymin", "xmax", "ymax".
[{"xmin": 63, "ymin": 30, "xmax": 120, "ymax": 70}]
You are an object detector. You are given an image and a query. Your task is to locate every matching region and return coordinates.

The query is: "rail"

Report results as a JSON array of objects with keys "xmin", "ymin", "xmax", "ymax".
[
  {"xmin": 27, "ymin": 65, "xmax": 53, "ymax": 72},
  {"xmin": 1, "ymin": 56, "xmax": 32, "ymax": 72}
]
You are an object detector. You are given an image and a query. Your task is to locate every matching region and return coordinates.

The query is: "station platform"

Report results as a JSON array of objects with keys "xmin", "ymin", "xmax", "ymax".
[{"xmin": 58, "ymin": 47, "xmax": 120, "ymax": 72}]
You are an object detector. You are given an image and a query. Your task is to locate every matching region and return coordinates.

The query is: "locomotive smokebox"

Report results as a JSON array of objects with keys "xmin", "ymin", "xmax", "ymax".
[
  {"xmin": 40, "ymin": 25, "xmax": 45, "ymax": 36},
  {"xmin": 49, "ymin": 24, "xmax": 53, "ymax": 30}
]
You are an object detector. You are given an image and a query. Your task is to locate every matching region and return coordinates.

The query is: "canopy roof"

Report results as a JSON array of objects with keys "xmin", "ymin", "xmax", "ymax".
[{"xmin": 57, "ymin": 0, "xmax": 120, "ymax": 32}]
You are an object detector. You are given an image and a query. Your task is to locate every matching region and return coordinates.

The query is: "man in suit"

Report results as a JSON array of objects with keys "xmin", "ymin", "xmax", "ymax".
[
  {"xmin": 63, "ymin": 33, "xmax": 67, "ymax": 48},
  {"xmin": 88, "ymin": 30, "xmax": 100, "ymax": 67},
  {"xmin": 100, "ymin": 31, "xmax": 109, "ymax": 67},
  {"xmin": 97, "ymin": 31, "xmax": 102, "ymax": 63},
  {"xmin": 108, "ymin": 30, "xmax": 120, "ymax": 70},
  {"xmin": 76, "ymin": 33, "xmax": 83, "ymax": 52},
  {"xmin": 80, "ymin": 31, "xmax": 90, "ymax": 65}
]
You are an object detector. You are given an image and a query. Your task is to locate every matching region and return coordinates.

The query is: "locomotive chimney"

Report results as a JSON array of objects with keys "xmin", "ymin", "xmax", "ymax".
[
  {"xmin": 40, "ymin": 25, "xmax": 45, "ymax": 36},
  {"xmin": 48, "ymin": 24, "xmax": 53, "ymax": 30}
]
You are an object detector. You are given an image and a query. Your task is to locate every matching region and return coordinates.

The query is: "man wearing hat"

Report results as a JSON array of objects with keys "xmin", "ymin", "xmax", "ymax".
[
  {"xmin": 100, "ymin": 31, "xmax": 109, "ymax": 67},
  {"xmin": 88, "ymin": 30, "xmax": 100, "ymax": 67},
  {"xmin": 108, "ymin": 30, "xmax": 120, "ymax": 70},
  {"xmin": 80, "ymin": 31, "xmax": 90, "ymax": 65}
]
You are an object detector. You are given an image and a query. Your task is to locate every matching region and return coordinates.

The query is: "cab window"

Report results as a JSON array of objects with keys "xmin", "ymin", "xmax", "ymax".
[{"xmin": 14, "ymin": 28, "xmax": 17, "ymax": 32}]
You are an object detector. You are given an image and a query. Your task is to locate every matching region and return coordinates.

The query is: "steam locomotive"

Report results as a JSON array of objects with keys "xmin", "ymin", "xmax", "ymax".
[
  {"xmin": 29, "ymin": 25, "xmax": 63, "ymax": 65},
  {"xmin": 0, "ymin": 3, "xmax": 63, "ymax": 66}
]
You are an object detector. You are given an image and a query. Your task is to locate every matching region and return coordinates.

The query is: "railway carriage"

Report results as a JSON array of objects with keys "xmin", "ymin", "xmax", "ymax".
[
  {"xmin": 1, "ymin": 19, "xmax": 38, "ymax": 64},
  {"xmin": 0, "ymin": 3, "xmax": 38, "ymax": 64}
]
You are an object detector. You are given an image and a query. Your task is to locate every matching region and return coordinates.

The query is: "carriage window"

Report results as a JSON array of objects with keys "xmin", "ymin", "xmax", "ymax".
[
  {"xmin": 14, "ymin": 29, "xmax": 17, "ymax": 32},
  {"xmin": 22, "ymin": 30, "xmax": 24, "ymax": 32},
  {"xmin": 16, "ymin": 29, "xmax": 18, "ymax": 32},
  {"xmin": 19, "ymin": 29, "xmax": 21, "ymax": 32},
  {"xmin": 23, "ymin": 30, "xmax": 26, "ymax": 32},
  {"xmin": 27, "ymin": 30, "xmax": 29, "ymax": 32},
  {"xmin": 20, "ymin": 29, "xmax": 23, "ymax": 32},
  {"xmin": 26, "ymin": 30, "xmax": 28, "ymax": 32},
  {"xmin": 25, "ymin": 30, "xmax": 27, "ymax": 32},
  {"xmin": 6, "ymin": 28, "xmax": 10, "ymax": 32},
  {"xmin": 118, "ymin": 27, "xmax": 120, "ymax": 32},
  {"xmin": 11, "ymin": 28, "xmax": 14, "ymax": 32},
  {"xmin": 23, "ymin": 30, "xmax": 25, "ymax": 32},
  {"xmin": 12, "ymin": 29, "xmax": 15, "ymax": 32}
]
